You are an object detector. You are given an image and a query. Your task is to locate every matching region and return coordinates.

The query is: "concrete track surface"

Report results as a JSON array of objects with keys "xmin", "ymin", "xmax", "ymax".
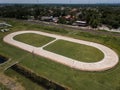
[{"xmin": 3, "ymin": 30, "xmax": 119, "ymax": 71}]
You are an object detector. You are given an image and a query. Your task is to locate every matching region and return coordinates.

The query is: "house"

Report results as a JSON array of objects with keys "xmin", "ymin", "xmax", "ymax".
[
  {"xmin": 70, "ymin": 8, "xmax": 77, "ymax": 12},
  {"xmin": 52, "ymin": 17, "xmax": 58, "ymax": 23},
  {"xmin": 64, "ymin": 15, "xmax": 71, "ymax": 19},
  {"xmin": 41, "ymin": 16, "xmax": 58, "ymax": 23},
  {"xmin": 41, "ymin": 16, "xmax": 53, "ymax": 21},
  {"xmin": 73, "ymin": 21, "xmax": 87, "ymax": 26}
]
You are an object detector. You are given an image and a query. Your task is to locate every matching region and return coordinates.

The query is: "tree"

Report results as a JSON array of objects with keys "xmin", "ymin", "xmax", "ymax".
[
  {"xmin": 58, "ymin": 17, "xmax": 66, "ymax": 24},
  {"xmin": 84, "ymin": 9, "xmax": 101, "ymax": 28}
]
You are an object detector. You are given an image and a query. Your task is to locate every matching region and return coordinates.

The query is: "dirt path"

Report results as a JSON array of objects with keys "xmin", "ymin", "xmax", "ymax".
[
  {"xmin": 0, "ymin": 59, "xmax": 24, "ymax": 90},
  {"xmin": 3, "ymin": 30, "xmax": 119, "ymax": 71},
  {"xmin": 0, "ymin": 73, "xmax": 24, "ymax": 90}
]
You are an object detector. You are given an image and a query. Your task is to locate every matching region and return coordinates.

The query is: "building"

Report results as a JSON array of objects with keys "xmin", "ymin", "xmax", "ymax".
[
  {"xmin": 52, "ymin": 17, "xmax": 58, "ymax": 23},
  {"xmin": 73, "ymin": 21, "xmax": 87, "ymax": 26},
  {"xmin": 0, "ymin": 22, "xmax": 12, "ymax": 28},
  {"xmin": 41, "ymin": 16, "xmax": 53, "ymax": 21},
  {"xmin": 0, "ymin": 22, "xmax": 12, "ymax": 32},
  {"xmin": 41, "ymin": 16, "xmax": 59, "ymax": 23}
]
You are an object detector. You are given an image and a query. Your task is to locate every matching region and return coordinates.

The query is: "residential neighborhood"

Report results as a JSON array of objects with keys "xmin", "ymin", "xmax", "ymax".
[{"xmin": 0, "ymin": 5, "xmax": 120, "ymax": 30}]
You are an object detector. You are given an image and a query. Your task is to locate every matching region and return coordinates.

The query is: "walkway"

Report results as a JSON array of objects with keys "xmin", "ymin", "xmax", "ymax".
[{"xmin": 3, "ymin": 30, "xmax": 119, "ymax": 71}]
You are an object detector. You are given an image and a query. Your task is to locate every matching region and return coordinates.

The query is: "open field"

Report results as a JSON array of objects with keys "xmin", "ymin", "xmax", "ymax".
[
  {"xmin": 14, "ymin": 33, "xmax": 55, "ymax": 47},
  {"xmin": 44, "ymin": 40, "xmax": 104, "ymax": 62},
  {"xmin": 0, "ymin": 19, "xmax": 120, "ymax": 90}
]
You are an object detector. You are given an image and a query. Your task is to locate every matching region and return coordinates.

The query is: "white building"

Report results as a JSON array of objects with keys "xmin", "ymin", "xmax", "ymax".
[
  {"xmin": 73, "ymin": 21, "xmax": 87, "ymax": 26},
  {"xmin": 0, "ymin": 22, "xmax": 12, "ymax": 27}
]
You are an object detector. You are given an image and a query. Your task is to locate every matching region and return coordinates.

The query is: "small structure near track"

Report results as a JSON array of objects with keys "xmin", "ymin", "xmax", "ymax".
[{"xmin": 0, "ymin": 22, "xmax": 12, "ymax": 32}]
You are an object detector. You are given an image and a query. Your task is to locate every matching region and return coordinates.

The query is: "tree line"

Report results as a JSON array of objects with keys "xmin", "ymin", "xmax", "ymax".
[{"xmin": 0, "ymin": 5, "xmax": 120, "ymax": 29}]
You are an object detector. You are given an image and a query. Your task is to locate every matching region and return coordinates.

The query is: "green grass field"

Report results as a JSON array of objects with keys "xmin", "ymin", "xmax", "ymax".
[
  {"xmin": 14, "ymin": 33, "xmax": 54, "ymax": 47},
  {"xmin": 18, "ymin": 53, "xmax": 112, "ymax": 90},
  {"xmin": 0, "ymin": 19, "xmax": 120, "ymax": 90},
  {"xmin": 44, "ymin": 40, "xmax": 104, "ymax": 62}
]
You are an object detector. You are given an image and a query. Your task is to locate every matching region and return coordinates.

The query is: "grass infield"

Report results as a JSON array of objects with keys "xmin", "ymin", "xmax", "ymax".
[
  {"xmin": 14, "ymin": 33, "xmax": 55, "ymax": 47},
  {"xmin": 44, "ymin": 40, "xmax": 104, "ymax": 62}
]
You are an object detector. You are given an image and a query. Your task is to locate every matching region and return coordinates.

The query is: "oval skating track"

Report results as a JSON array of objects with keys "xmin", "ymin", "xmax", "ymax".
[{"xmin": 3, "ymin": 30, "xmax": 119, "ymax": 71}]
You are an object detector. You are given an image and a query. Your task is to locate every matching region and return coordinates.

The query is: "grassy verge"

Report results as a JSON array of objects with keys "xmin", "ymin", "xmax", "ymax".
[
  {"xmin": 4, "ymin": 69, "xmax": 45, "ymax": 90},
  {"xmin": 0, "ymin": 19, "xmax": 120, "ymax": 90},
  {"xmin": 44, "ymin": 40, "xmax": 104, "ymax": 62},
  {"xmin": 14, "ymin": 33, "xmax": 55, "ymax": 47},
  {"xmin": 18, "ymin": 51, "xmax": 114, "ymax": 90},
  {"xmin": 0, "ymin": 83, "xmax": 10, "ymax": 90}
]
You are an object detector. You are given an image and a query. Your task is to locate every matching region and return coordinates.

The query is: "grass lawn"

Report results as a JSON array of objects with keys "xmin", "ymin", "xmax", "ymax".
[
  {"xmin": 0, "ymin": 19, "xmax": 120, "ymax": 90},
  {"xmin": 4, "ymin": 69, "xmax": 45, "ymax": 90},
  {"xmin": 44, "ymin": 40, "xmax": 104, "ymax": 62},
  {"xmin": 18, "ymin": 53, "xmax": 112, "ymax": 90},
  {"xmin": 14, "ymin": 33, "xmax": 55, "ymax": 47}
]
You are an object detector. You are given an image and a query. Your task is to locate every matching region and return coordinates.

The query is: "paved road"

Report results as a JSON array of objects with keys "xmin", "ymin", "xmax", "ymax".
[{"xmin": 3, "ymin": 30, "xmax": 119, "ymax": 71}]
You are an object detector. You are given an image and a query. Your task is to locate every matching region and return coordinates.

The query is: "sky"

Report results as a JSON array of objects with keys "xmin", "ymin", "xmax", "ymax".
[{"xmin": 0, "ymin": 0, "xmax": 119, "ymax": 4}]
